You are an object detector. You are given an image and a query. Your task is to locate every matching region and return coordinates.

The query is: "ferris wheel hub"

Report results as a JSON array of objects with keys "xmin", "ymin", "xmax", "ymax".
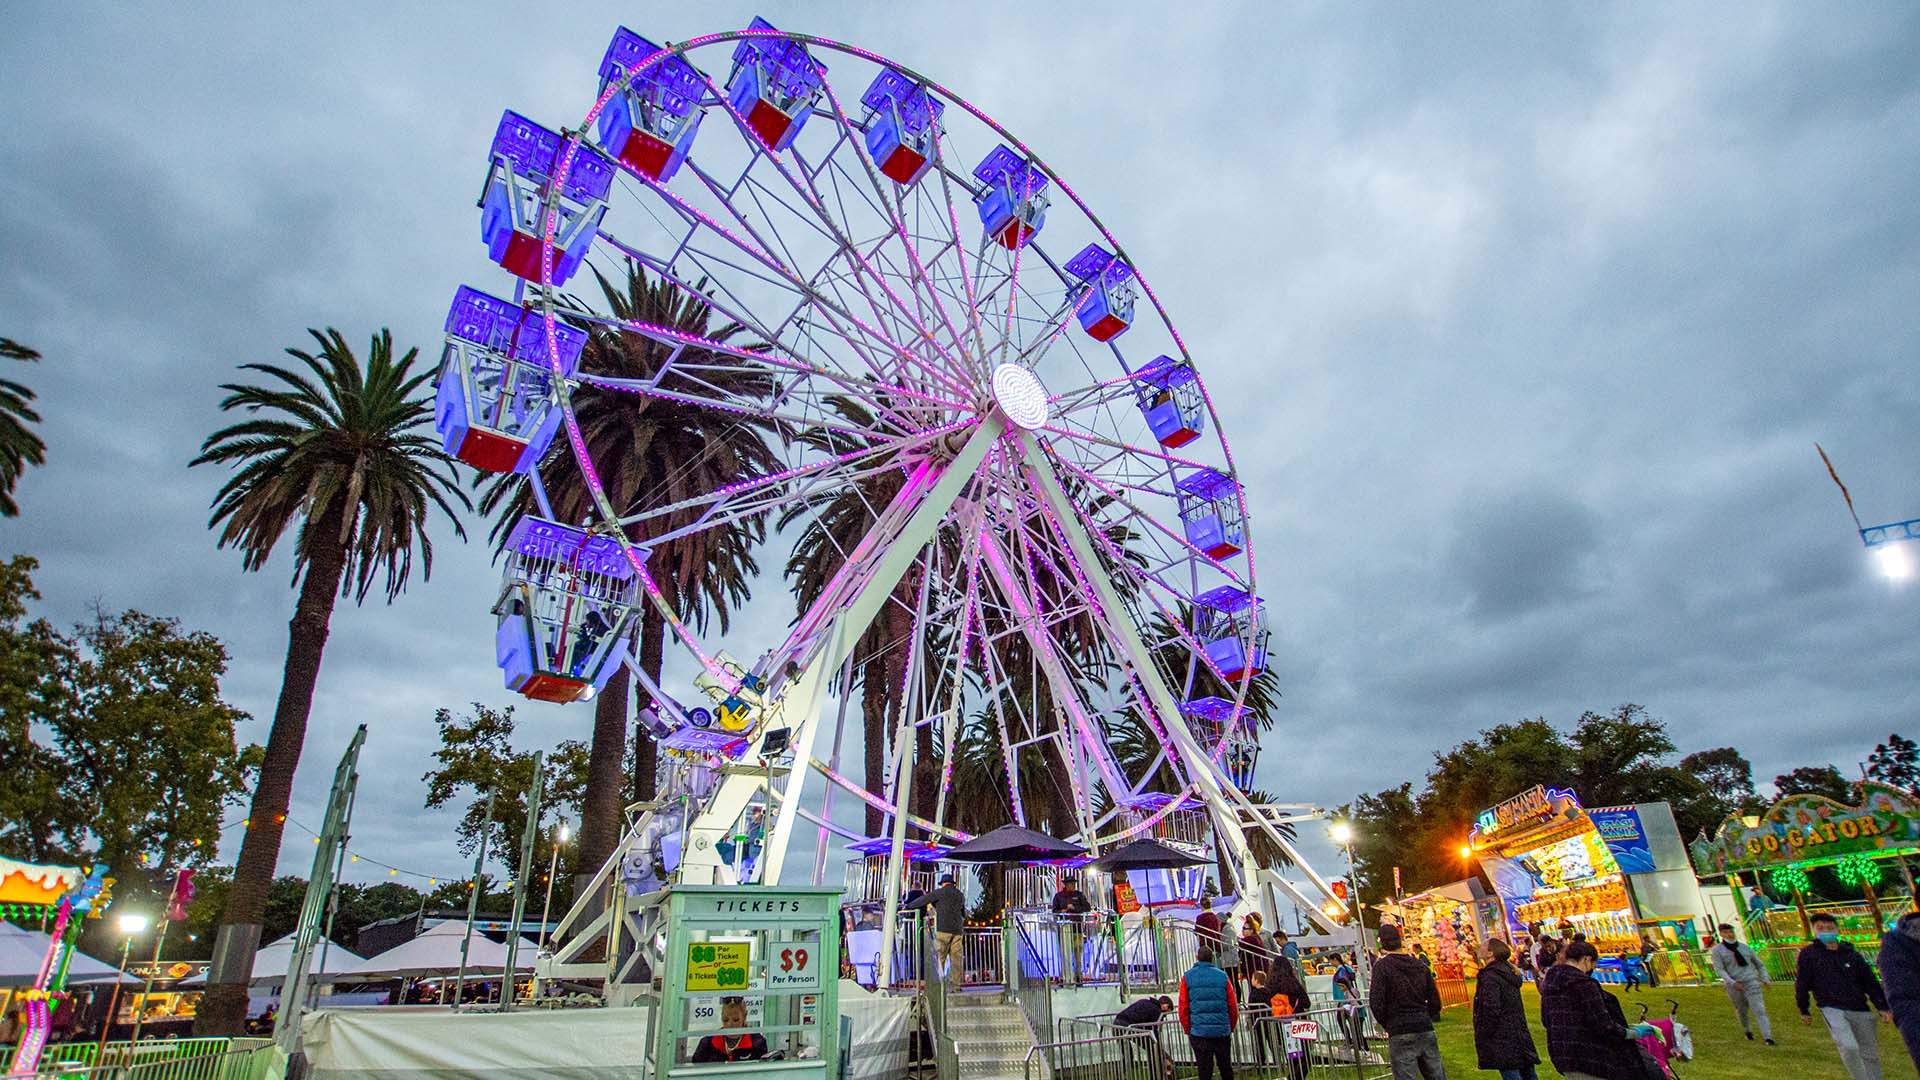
[{"xmin": 990, "ymin": 363, "xmax": 1051, "ymax": 430}]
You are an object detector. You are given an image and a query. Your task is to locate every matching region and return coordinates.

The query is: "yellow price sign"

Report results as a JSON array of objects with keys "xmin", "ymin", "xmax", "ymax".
[{"xmin": 685, "ymin": 941, "xmax": 751, "ymax": 991}]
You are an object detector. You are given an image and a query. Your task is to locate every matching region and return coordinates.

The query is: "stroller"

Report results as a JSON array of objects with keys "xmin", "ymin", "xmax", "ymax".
[{"xmin": 1631, "ymin": 999, "xmax": 1694, "ymax": 1078}]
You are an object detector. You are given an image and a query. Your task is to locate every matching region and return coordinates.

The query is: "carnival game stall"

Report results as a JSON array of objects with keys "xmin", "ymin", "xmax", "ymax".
[
  {"xmin": 1381, "ymin": 879, "xmax": 1493, "ymax": 981},
  {"xmin": 1690, "ymin": 781, "xmax": 1919, "ymax": 969}
]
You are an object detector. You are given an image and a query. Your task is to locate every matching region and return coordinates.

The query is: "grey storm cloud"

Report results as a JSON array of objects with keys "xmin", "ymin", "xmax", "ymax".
[{"xmin": 3, "ymin": 3, "xmax": 1918, "ymax": 887}]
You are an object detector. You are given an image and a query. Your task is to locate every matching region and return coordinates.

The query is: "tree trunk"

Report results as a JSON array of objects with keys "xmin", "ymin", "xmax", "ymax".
[
  {"xmin": 575, "ymin": 664, "xmax": 629, "ymax": 892},
  {"xmin": 631, "ymin": 602, "xmax": 664, "ymax": 804},
  {"xmin": 860, "ymin": 644, "xmax": 887, "ymax": 838},
  {"xmin": 195, "ymin": 521, "xmax": 349, "ymax": 1036}
]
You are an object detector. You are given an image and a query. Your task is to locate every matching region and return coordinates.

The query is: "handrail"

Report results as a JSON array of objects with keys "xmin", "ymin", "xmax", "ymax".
[{"xmin": 7, "ymin": 1042, "xmax": 274, "ymax": 1080}]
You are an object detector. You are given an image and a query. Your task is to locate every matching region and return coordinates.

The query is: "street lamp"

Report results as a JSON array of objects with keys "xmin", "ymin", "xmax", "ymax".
[
  {"xmin": 1328, "ymin": 820, "xmax": 1368, "ymax": 1005},
  {"xmin": 537, "ymin": 819, "xmax": 570, "ymax": 950},
  {"xmin": 96, "ymin": 914, "xmax": 149, "ymax": 1053}
]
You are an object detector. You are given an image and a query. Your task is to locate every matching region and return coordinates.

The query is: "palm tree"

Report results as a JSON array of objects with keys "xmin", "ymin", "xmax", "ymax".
[
  {"xmin": 0, "ymin": 338, "xmax": 48, "ymax": 516},
  {"xmin": 478, "ymin": 264, "xmax": 779, "ymax": 880},
  {"xmin": 189, "ymin": 329, "xmax": 468, "ymax": 1033}
]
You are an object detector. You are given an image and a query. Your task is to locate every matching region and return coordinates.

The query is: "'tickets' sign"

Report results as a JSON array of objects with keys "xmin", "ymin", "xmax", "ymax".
[{"xmin": 1689, "ymin": 783, "xmax": 1920, "ymax": 877}]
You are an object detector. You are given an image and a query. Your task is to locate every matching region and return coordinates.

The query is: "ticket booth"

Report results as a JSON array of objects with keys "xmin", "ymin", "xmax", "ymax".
[{"xmin": 655, "ymin": 885, "xmax": 842, "ymax": 1078}]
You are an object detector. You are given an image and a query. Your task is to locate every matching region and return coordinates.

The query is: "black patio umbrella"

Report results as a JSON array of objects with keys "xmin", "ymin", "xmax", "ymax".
[
  {"xmin": 943, "ymin": 824, "xmax": 1086, "ymax": 864},
  {"xmin": 1092, "ymin": 837, "xmax": 1211, "ymax": 914}
]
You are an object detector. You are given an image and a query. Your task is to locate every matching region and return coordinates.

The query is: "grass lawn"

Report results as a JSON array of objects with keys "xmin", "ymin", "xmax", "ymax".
[{"xmin": 1427, "ymin": 983, "xmax": 1916, "ymax": 1079}]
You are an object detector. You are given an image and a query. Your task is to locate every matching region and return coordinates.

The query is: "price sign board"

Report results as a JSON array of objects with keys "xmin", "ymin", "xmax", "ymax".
[
  {"xmin": 768, "ymin": 943, "xmax": 820, "ymax": 991},
  {"xmin": 685, "ymin": 940, "xmax": 751, "ymax": 991}
]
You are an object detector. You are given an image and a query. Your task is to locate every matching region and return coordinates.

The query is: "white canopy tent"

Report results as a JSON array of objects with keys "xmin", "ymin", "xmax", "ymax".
[
  {"xmin": 179, "ymin": 933, "xmax": 365, "ymax": 988},
  {"xmin": 0, "ymin": 922, "xmax": 136, "ymax": 987},
  {"xmin": 344, "ymin": 919, "xmax": 533, "ymax": 980}
]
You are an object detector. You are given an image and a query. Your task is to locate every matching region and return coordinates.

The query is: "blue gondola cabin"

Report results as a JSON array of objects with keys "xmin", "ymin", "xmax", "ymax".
[
  {"xmin": 725, "ymin": 17, "xmax": 827, "ymax": 152},
  {"xmin": 436, "ymin": 286, "xmax": 588, "ymax": 474},
  {"xmin": 480, "ymin": 110, "xmax": 614, "ymax": 287},
  {"xmin": 861, "ymin": 69, "xmax": 944, "ymax": 186},
  {"xmin": 595, "ymin": 27, "xmax": 705, "ymax": 182},
  {"xmin": 1174, "ymin": 467, "xmax": 1246, "ymax": 560},
  {"xmin": 494, "ymin": 518, "xmax": 641, "ymax": 704},
  {"xmin": 1134, "ymin": 355, "xmax": 1204, "ymax": 449},
  {"xmin": 973, "ymin": 145, "xmax": 1048, "ymax": 249},
  {"xmin": 1193, "ymin": 584, "xmax": 1268, "ymax": 681},
  {"xmin": 1064, "ymin": 243, "xmax": 1136, "ymax": 342}
]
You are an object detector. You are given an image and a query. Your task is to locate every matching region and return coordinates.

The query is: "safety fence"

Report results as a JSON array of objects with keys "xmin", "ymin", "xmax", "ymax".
[
  {"xmin": 6, "ymin": 1039, "xmax": 275, "ymax": 1080},
  {"xmin": 1046, "ymin": 1006, "xmax": 1388, "ymax": 1080}
]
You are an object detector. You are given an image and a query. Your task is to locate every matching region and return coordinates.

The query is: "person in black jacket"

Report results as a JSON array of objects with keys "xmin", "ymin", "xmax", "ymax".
[
  {"xmin": 1369, "ymin": 923, "xmax": 1448, "ymax": 1080},
  {"xmin": 1797, "ymin": 912, "xmax": 1890, "ymax": 1080},
  {"xmin": 1472, "ymin": 939, "xmax": 1541, "ymax": 1080},
  {"xmin": 1539, "ymin": 941, "xmax": 1647, "ymax": 1080},
  {"xmin": 1878, "ymin": 911, "xmax": 1920, "ymax": 1076}
]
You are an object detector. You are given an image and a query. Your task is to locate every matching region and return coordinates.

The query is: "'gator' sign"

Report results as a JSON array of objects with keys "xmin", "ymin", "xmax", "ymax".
[{"xmin": 1689, "ymin": 782, "xmax": 1920, "ymax": 877}]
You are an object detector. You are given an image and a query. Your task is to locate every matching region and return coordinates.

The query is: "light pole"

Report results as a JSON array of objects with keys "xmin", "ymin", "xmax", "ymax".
[
  {"xmin": 537, "ymin": 819, "xmax": 569, "ymax": 951},
  {"xmin": 1329, "ymin": 821, "xmax": 1368, "ymax": 1003},
  {"xmin": 96, "ymin": 913, "xmax": 148, "ymax": 1055}
]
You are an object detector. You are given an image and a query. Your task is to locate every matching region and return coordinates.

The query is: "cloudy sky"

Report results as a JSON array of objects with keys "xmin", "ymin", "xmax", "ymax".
[{"xmin": 4, "ymin": 4, "xmax": 1917, "ymax": 891}]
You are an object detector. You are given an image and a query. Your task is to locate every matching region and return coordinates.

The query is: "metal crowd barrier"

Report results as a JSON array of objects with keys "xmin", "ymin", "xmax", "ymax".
[
  {"xmin": 1049, "ymin": 1005, "xmax": 1387, "ymax": 1080},
  {"xmin": 9, "ymin": 1041, "xmax": 273, "ymax": 1080}
]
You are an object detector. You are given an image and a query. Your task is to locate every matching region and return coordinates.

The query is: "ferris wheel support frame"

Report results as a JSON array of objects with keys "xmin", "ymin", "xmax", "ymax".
[
  {"xmin": 1018, "ymin": 435, "xmax": 1343, "ymax": 932},
  {"xmin": 677, "ymin": 412, "xmax": 1006, "ymax": 885}
]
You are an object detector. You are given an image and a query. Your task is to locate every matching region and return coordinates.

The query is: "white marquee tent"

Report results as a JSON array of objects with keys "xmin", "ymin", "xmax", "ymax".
[
  {"xmin": 180, "ymin": 933, "xmax": 365, "ymax": 988},
  {"xmin": 344, "ymin": 919, "xmax": 533, "ymax": 980},
  {"xmin": 0, "ymin": 922, "xmax": 135, "ymax": 987}
]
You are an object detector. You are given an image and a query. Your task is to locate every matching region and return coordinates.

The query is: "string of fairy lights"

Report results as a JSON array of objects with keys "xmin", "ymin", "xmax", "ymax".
[{"xmin": 208, "ymin": 810, "xmax": 498, "ymax": 892}]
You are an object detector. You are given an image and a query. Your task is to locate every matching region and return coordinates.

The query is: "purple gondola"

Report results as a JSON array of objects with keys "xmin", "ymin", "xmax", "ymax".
[
  {"xmin": 1174, "ymin": 467, "xmax": 1246, "ymax": 560},
  {"xmin": 973, "ymin": 145, "xmax": 1048, "ymax": 249},
  {"xmin": 725, "ymin": 16, "xmax": 827, "ymax": 152},
  {"xmin": 861, "ymin": 69, "xmax": 945, "ymax": 185},
  {"xmin": 1134, "ymin": 355, "xmax": 1205, "ymax": 448},
  {"xmin": 479, "ymin": 110, "xmax": 614, "ymax": 287},
  {"xmin": 1064, "ymin": 243, "xmax": 1136, "ymax": 342},
  {"xmin": 1193, "ymin": 585, "xmax": 1268, "ymax": 681},
  {"xmin": 595, "ymin": 27, "xmax": 705, "ymax": 182},
  {"xmin": 436, "ymin": 286, "xmax": 588, "ymax": 474},
  {"xmin": 493, "ymin": 518, "xmax": 641, "ymax": 704}
]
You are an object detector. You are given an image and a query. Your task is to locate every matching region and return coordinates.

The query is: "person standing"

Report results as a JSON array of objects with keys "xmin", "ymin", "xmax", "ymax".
[
  {"xmin": 1796, "ymin": 912, "xmax": 1891, "ymax": 1080},
  {"xmin": 1369, "ymin": 923, "xmax": 1448, "ymax": 1080},
  {"xmin": 1708, "ymin": 923, "xmax": 1774, "ymax": 1044},
  {"xmin": 1878, "ymin": 911, "xmax": 1920, "ymax": 1075},
  {"xmin": 1636, "ymin": 935, "xmax": 1660, "ymax": 989},
  {"xmin": 1539, "ymin": 941, "xmax": 1650, "ymax": 1080},
  {"xmin": 1178, "ymin": 945, "xmax": 1239, "ymax": 1080},
  {"xmin": 1051, "ymin": 874, "xmax": 1092, "ymax": 984},
  {"xmin": 1534, "ymin": 934, "xmax": 1562, "ymax": 974},
  {"xmin": 901, "ymin": 873, "xmax": 967, "ymax": 986},
  {"xmin": 1472, "ymin": 940, "xmax": 1540, "ymax": 1080},
  {"xmin": 1241, "ymin": 913, "xmax": 1272, "ymax": 995},
  {"xmin": 1218, "ymin": 916, "xmax": 1244, "ymax": 998},
  {"xmin": 1618, "ymin": 950, "xmax": 1642, "ymax": 992}
]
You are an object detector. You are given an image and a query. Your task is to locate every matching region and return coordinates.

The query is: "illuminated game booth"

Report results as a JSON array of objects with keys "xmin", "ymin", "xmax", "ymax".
[
  {"xmin": 1690, "ymin": 782, "xmax": 1920, "ymax": 948},
  {"xmin": 1469, "ymin": 786, "xmax": 1707, "ymax": 978}
]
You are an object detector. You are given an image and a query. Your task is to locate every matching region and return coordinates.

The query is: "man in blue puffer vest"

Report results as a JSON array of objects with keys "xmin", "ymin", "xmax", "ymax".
[{"xmin": 1180, "ymin": 945, "xmax": 1240, "ymax": 1080}]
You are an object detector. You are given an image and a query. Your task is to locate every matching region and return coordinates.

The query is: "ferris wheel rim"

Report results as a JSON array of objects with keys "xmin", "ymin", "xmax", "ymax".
[{"xmin": 515, "ymin": 25, "xmax": 1265, "ymax": 850}]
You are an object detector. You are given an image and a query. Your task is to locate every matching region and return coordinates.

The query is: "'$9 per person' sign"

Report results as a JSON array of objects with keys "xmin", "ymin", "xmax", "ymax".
[{"xmin": 767, "ymin": 943, "xmax": 820, "ymax": 991}]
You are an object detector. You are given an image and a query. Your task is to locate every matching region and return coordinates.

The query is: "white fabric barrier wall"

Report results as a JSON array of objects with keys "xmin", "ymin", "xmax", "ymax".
[{"xmin": 303, "ymin": 980, "xmax": 913, "ymax": 1080}]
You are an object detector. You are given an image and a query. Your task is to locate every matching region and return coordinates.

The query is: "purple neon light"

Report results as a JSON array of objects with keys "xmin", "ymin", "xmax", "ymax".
[
  {"xmin": 446, "ymin": 285, "xmax": 587, "ymax": 370},
  {"xmin": 731, "ymin": 16, "xmax": 829, "ymax": 87},
  {"xmin": 504, "ymin": 517, "xmax": 638, "ymax": 580},
  {"xmin": 1044, "ymin": 447, "xmax": 1243, "ymax": 579},
  {"xmin": 845, "ymin": 836, "xmax": 950, "ymax": 859},
  {"xmin": 972, "ymin": 145, "xmax": 1049, "ymax": 195},
  {"xmin": 1195, "ymin": 584, "xmax": 1258, "ymax": 615},
  {"xmin": 600, "ymin": 27, "xmax": 704, "ymax": 111},
  {"xmin": 1133, "ymin": 354, "xmax": 1197, "ymax": 391},
  {"xmin": 1175, "ymin": 467, "xmax": 1240, "ymax": 503},
  {"xmin": 859, "ymin": 69, "xmax": 944, "ymax": 134},
  {"xmin": 492, "ymin": 110, "xmax": 615, "ymax": 203},
  {"xmin": 1063, "ymin": 242, "xmax": 1134, "ymax": 287}
]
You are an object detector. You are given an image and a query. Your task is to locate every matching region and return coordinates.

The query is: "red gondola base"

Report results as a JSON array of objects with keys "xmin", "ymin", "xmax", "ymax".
[
  {"xmin": 518, "ymin": 672, "xmax": 590, "ymax": 704},
  {"xmin": 452, "ymin": 428, "xmax": 530, "ymax": 474},
  {"xmin": 611, "ymin": 128, "xmax": 676, "ymax": 181},
  {"xmin": 1159, "ymin": 428, "xmax": 1201, "ymax": 449},
  {"xmin": 1083, "ymin": 312, "xmax": 1129, "ymax": 341}
]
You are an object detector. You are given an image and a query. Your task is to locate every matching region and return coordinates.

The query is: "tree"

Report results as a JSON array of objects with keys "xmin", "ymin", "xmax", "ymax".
[
  {"xmin": 50, "ymin": 609, "xmax": 255, "ymax": 875},
  {"xmin": 0, "ymin": 556, "xmax": 70, "ymax": 862},
  {"xmin": 1678, "ymin": 747, "xmax": 1760, "ymax": 834},
  {"xmin": 422, "ymin": 703, "xmax": 589, "ymax": 891},
  {"xmin": 1774, "ymin": 765, "xmax": 1856, "ymax": 803},
  {"xmin": 0, "ymin": 338, "xmax": 47, "ymax": 516},
  {"xmin": 476, "ymin": 266, "xmax": 777, "ymax": 883},
  {"xmin": 1867, "ymin": 734, "xmax": 1920, "ymax": 792},
  {"xmin": 190, "ymin": 328, "xmax": 469, "ymax": 1034}
]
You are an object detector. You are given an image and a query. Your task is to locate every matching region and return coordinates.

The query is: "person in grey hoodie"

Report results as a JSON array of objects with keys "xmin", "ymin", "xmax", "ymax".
[{"xmin": 1708, "ymin": 922, "xmax": 1774, "ymax": 1045}]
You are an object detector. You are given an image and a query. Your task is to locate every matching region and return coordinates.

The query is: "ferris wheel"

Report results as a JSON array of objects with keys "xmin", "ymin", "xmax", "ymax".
[{"xmin": 437, "ymin": 18, "xmax": 1341, "ymax": 929}]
